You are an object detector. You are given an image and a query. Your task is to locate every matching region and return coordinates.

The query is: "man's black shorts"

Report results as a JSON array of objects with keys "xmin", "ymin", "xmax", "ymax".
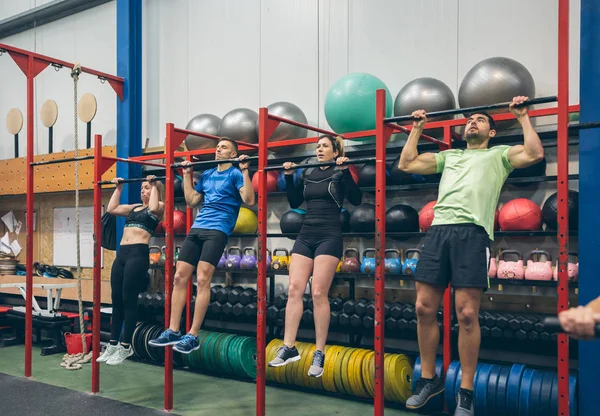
[
  {"xmin": 177, "ymin": 228, "xmax": 228, "ymax": 268},
  {"xmin": 413, "ymin": 224, "xmax": 490, "ymax": 289}
]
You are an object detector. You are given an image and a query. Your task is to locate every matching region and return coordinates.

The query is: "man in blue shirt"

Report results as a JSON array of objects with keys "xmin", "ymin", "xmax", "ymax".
[{"xmin": 149, "ymin": 137, "xmax": 255, "ymax": 353}]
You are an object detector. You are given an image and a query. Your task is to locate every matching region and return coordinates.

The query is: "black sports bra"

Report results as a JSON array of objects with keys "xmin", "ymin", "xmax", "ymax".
[{"xmin": 124, "ymin": 205, "xmax": 160, "ymax": 235}]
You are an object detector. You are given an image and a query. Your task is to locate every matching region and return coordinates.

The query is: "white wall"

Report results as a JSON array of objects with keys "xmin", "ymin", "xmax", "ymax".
[{"xmin": 0, "ymin": 0, "xmax": 36, "ymax": 21}]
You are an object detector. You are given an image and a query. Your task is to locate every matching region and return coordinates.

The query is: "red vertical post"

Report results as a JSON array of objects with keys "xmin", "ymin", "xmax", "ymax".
[
  {"xmin": 256, "ymin": 108, "xmax": 269, "ymax": 416},
  {"xmin": 164, "ymin": 123, "xmax": 175, "ymax": 411},
  {"xmin": 186, "ymin": 158, "xmax": 193, "ymax": 333},
  {"xmin": 24, "ymin": 54, "xmax": 35, "ymax": 379},
  {"xmin": 557, "ymin": 0, "xmax": 570, "ymax": 414},
  {"xmin": 374, "ymin": 89, "xmax": 391, "ymax": 416},
  {"xmin": 92, "ymin": 134, "xmax": 104, "ymax": 393}
]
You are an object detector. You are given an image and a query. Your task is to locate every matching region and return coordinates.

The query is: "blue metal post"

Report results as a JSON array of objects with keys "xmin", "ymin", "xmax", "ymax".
[
  {"xmin": 115, "ymin": 0, "xmax": 142, "ymax": 247},
  {"xmin": 579, "ymin": 1, "xmax": 600, "ymax": 415}
]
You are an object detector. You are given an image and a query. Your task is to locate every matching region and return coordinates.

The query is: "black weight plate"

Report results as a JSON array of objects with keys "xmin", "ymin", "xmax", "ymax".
[
  {"xmin": 486, "ymin": 365, "xmax": 502, "ymax": 416},
  {"xmin": 475, "ymin": 363, "xmax": 493, "ymax": 414},
  {"xmin": 539, "ymin": 371, "xmax": 554, "ymax": 416},
  {"xmin": 506, "ymin": 363, "xmax": 526, "ymax": 414},
  {"xmin": 495, "ymin": 366, "xmax": 511, "ymax": 416},
  {"xmin": 518, "ymin": 368, "xmax": 535, "ymax": 416}
]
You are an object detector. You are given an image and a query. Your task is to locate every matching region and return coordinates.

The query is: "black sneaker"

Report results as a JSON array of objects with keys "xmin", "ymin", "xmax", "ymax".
[
  {"xmin": 454, "ymin": 388, "xmax": 474, "ymax": 415},
  {"xmin": 405, "ymin": 375, "xmax": 445, "ymax": 410},
  {"xmin": 267, "ymin": 345, "xmax": 301, "ymax": 367}
]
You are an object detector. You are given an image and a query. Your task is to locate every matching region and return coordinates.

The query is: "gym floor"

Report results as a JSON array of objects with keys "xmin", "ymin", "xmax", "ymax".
[{"xmin": 0, "ymin": 345, "xmax": 426, "ymax": 416}]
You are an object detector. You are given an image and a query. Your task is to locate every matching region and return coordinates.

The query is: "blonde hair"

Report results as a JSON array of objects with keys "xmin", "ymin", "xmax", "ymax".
[
  {"xmin": 144, "ymin": 180, "xmax": 166, "ymax": 221},
  {"xmin": 319, "ymin": 134, "xmax": 345, "ymax": 158}
]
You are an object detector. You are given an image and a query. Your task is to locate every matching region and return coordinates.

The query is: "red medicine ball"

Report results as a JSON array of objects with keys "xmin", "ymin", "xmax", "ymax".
[
  {"xmin": 419, "ymin": 200, "xmax": 437, "ymax": 232},
  {"xmin": 498, "ymin": 198, "xmax": 542, "ymax": 231},
  {"xmin": 252, "ymin": 170, "xmax": 279, "ymax": 193},
  {"xmin": 173, "ymin": 210, "xmax": 187, "ymax": 234}
]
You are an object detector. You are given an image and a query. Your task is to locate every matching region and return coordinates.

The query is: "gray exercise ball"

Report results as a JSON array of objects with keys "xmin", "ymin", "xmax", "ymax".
[
  {"xmin": 184, "ymin": 114, "xmax": 221, "ymax": 151},
  {"xmin": 262, "ymin": 101, "xmax": 308, "ymax": 154},
  {"xmin": 217, "ymin": 108, "xmax": 259, "ymax": 144},
  {"xmin": 459, "ymin": 57, "xmax": 535, "ymax": 129}
]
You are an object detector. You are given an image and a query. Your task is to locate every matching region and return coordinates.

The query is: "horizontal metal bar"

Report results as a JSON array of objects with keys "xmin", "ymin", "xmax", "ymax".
[
  {"xmin": 171, "ymin": 156, "xmax": 258, "ymax": 169},
  {"xmin": 542, "ymin": 317, "xmax": 600, "ymax": 337},
  {"xmin": 268, "ymin": 114, "xmax": 339, "ymax": 137},
  {"xmin": 103, "ymin": 156, "xmax": 165, "ymax": 168},
  {"xmin": 386, "ymin": 122, "xmax": 448, "ymax": 147},
  {"xmin": 265, "ymin": 157, "xmax": 376, "ymax": 171},
  {"xmin": 98, "ymin": 176, "xmax": 166, "ymax": 186},
  {"xmin": 385, "ymin": 95, "xmax": 558, "ymax": 123},
  {"xmin": 173, "ymin": 127, "xmax": 259, "ymax": 150},
  {"xmin": 570, "ymin": 121, "xmax": 600, "ymax": 130},
  {"xmin": 30, "ymin": 155, "xmax": 94, "ymax": 166}
]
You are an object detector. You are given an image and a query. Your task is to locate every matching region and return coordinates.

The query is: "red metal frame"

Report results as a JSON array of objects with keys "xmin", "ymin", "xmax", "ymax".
[{"xmin": 185, "ymin": 158, "xmax": 194, "ymax": 334}]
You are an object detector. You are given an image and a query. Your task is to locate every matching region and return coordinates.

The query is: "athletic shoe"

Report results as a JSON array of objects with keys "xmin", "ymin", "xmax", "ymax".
[
  {"xmin": 173, "ymin": 334, "xmax": 200, "ymax": 354},
  {"xmin": 96, "ymin": 344, "xmax": 118, "ymax": 363},
  {"xmin": 148, "ymin": 329, "xmax": 182, "ymax": 347},
  {"xmin": 267, "ymin": 345, "xmax": 300, "ymax": 367},
  {"xmin": 106, "ymin": 345, "xmax": 133, "ymax": 365},
  {"xmin": 405, "ymin": 374, "xmax": 445, "ymax": 409},
  {"xmin": 308, "ymin": 350, "xmax": 325, "ymax": 377},
  {"xmin": 454, "ymin": 388, "xmax": 475, "ymax": 415}
]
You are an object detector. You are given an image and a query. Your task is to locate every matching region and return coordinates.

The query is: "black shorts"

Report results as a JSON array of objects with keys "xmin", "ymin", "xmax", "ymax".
[
  {"xmin": 292, "ymin": 232, "xmax": 343, "ymax": 260},
  {"xmin": 177, "ymin": 228, "xmax": 228, "ymax": 268},
  {"xmin": 414, "ymin": 224, "xmax": 491, "ymax": 289}
]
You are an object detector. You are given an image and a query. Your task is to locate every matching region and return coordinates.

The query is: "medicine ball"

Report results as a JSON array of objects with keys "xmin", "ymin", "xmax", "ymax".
[
  {"xmin": 541, "ymin": 190, "xmax": 579, "ymax": 230},
  {"xmin": 358, "ymin": 163, "xmax": 390, "ymax": 187},
  {"xmin": 498, "ymin": 198, "xmax": 542, "ymax": 231},
  {"xmin": 419, "ymin": 201, "xmax": 437, "ymax": 232},
  {"xmin": 350, "ymin": 203, "xmax": 375, "ymax": 232},
  {"xmin": 234, "ymin": 207, "xmax": 258, "ymax": 234},
  {"xmin": 340, "ymin": 208, "xmax": 350, "ymax": 232},
  {"xmin": 386, "ymin": 205, "xmax": 419, "ymax": 233},
  {"xmin": 173, "ymin": 210, "xmax": 187, "ymax": 234},
  {"xmin": 252, "ymin": 170, "xmax": 279, "ymax": 193},
  {"xmin": 508, "ymin": 157, "xmax": 547, "ymax": 186},
  {"xmin": 280, "ymin": 209, "xmax": 306, "ymax": 239},
  {"xmin": 388, "ymin": 156, "xmax": 414, "ymax": 185}
]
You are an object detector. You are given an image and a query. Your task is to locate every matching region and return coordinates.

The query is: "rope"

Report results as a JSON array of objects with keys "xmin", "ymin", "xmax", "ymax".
[
  {"xmin": 71, "ymin": 63, "xmax": 87, "ymax": 357},
  {"xmin": 60, "ymin": 351, "xmax": 93, "ymax": 370}
]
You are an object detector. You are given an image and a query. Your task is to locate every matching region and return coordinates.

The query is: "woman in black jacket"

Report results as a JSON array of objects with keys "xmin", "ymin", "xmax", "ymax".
[{"xmin": 268, "ymin": 134, "xmax": 362, "ymax": 378}]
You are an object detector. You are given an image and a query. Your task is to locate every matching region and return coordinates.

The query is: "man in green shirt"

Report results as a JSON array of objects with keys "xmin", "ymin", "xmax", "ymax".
[{"xmin": 400, "ymin": 96, "xmax": 544, "ymax": 415}]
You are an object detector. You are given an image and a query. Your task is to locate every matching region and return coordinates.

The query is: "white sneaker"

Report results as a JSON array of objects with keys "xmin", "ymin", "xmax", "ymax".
[
  {"xmin": 96, "ymin": 344, "xmax": 119, "ymax": 363},
  {"xmin": 106, "ymin": 345, "xmax": 134, "ymax": 365}
]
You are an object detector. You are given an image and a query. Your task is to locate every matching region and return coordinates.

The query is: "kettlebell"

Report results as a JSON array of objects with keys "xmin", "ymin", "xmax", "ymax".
[
  {"xmin": 226, "ymin": 247, "xmax": 242, "ymax": 269},
  {"xmin": 336, "ymin": 258, "xmax": 343, "ymax": 273},
  {"xmin": 174, "ymin": 246, "xmax": 181, "ymax": 264},
  {"xmin": 341, "ymin": 248, "xmax": 361, "ymax": 273},
  {"xmin": 149, "ymin": 246, "xmax": 161, "ymax": 265},
  {"xmin": 488, "ymin": 248, "xmax": 497, "ymax": 278},
  {"xmin": 158, "ymin": 246, "xmax": 167, "ymax": 267},
  {"xmin": 553, "ymin": 251, "xmax": 579, "ymax": 281},
  {"xmin": 385, "ymin": 249, "xmax": 402, "ymax": 275},
  {"xmin": 272, "ymin": 248, "xmax": 290, "ymax": 271},
  {"xmin": 217, "ymin": 250, "xmax": 227, "ymax": 269},
  {"xmin": 496, "ymin": 250, "xmax": 525, "ymax": 279},
  {"xmin": 266, "ymin": 249, "xmax": 272, "ymax": 270},
  {"xmin": 360, "ymin": 249, "xmax": 376, "ymax": 273},
  {"xmin": 240, "ymin": 247, "xmax": 257, "ymax": 269},
  {"xmin": 402, "ymin": 249, "xmax": 420, "ymax": 275},
  {"xmin": 524, "ymin": 250, "xmax": 553, "ymax": 281}
]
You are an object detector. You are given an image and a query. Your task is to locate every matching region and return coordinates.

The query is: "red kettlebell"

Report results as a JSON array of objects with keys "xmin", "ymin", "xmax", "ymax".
[
  {"xmin": 553, "ymin": 251, "xmax": 579, "ymax": 281},
  {"xmin": 524, "ymin": 250, "xmax": 553, "ymax": 281},
  {"xmin": 488, "ymin": 248, "xmax": 497, "ymax": 278},
  {"xmin": 341, "ymin": 248, "xmax": 361, "ymax": 273},
  {"xmin": 496, "ymin": 250, "xmax": 524, "ymax": 279}
]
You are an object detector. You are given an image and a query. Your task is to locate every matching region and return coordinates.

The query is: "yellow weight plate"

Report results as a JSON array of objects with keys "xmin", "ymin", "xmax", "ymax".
[
  {"xmin": 389, "ymin": 354, "xmax": 413, "ymax": 404},
  {"xmin": 303, "ymin": 344, "xmax": 317, "ymax": 389},
  {"xmin": 323, "ymin": 345, "xmax": 342, "ymax": 393},
  {"xmin": 352, "ymin": 349, "xmax": 371, "ymax": 398},
  {"xmin": 362, "ymin": 351, "xmax": 375, "ymax": 397},
  {"xmin": 347, "ymin": 349, "xmax": 364, "ymax": 397},
  {"xmin": 292, "ymin": 342, "xmax": 309, "ymax": 386},
  {"xmin": 340, "ymin": 347, "xmax": 356, "ymax": 395},
  {"xmin": 384, "ymin": 354, "xmax": 402, "ymax": 402},
  {"xmin": 333, "ymin": 347, "xmax": 349, "ymax": 394},
  {"xmin": 307, "ymin": 345, "xmax": 328, "ymax": 391},
  {"xmin": 266, "ymin": 339, "xmax": 283, "ymax": 382}
]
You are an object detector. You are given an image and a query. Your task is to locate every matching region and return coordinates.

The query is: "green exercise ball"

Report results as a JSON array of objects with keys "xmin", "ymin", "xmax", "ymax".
[{"xmin": 324, "ymin": 72, "xmax": 393, "ymax": 140}]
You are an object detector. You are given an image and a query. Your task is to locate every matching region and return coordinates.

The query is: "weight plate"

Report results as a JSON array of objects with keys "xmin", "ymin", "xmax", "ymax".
[
  {"xmin": 529, "ymin": 370, "xmax": 544, "ymax": 416},
  {"xmin": 361, "ymin": 351, "xmax": 374, "ymax": 397},
  {"xmin": 518, "ymin": 368, "xmax": 535, "ymax": 416},
  {"xmin": 333, "ymin": 347, "xmax": 349, "ymax": 394},
  {"xmin": 295, "ymin": 342, "xmax": 311, "ymax": 386},
  {"xmin": 569, "ymin": 374, "xmax": 577, "ymax": 416},
  {"xmin": 412, "ymin": 356, "xmax": 422, "ymax": 391},
  {"xmin": 220, "ymin": 334, "xmax": 235, "ymax": 374},
  {"xmin": 346, "ymin": 349, "xmax": 361, "ymax": 396},
  {"xmin": 453, "ymin": 362, "xmax": 482, "ymax": 412},
  {"xmin": 355, "ymin": 349, "xmax": 371, "ymax": 398},
  {"xmin": 237, "ymin": 335, "xmax": 257, "ymax": 379},
  {"xmin": 550, "ymin": 372, "xmax": 558, "ymax": 416},
  {"xmin": 323, "ymin": 345, "xmax": 342, "ymax": 393},
  {"xmin": 484, "ymin": 364, "xmax": 501, "ymax": 415},
  {"xmin": 506, "ymin": 363, "xmax": 527, "ymax": 414},
  {"xmin": 495, "ymin": 366, "xmax": 511, "ymax": 416},
  {"xmin": 394, "ymin": 354, "xmax": 414, "ymax": 404},
  {"xmin": 196, "ymin": 331, "xmax": 213, "ymax": 370},
  {"xmin": 147, "ymin": 325, "xmax": 164, "ymax": 362},
  {"xmin": 340, "ymin": 347, "xmax": 355, "ymax": 395},
  {"xmin": 210, "ymin": 332, "xmax": 226, "ymax": 373},
  {"xmin": 385, "ymin": 354, "xmax": 403, "ymax": 403},
  {"xmin": 202, "ymin": 332, "xmax": 219, "ymax": 372},
  {"xmin": 539, "ymin": 371, "xmax": 554, "ymax": 416},
  {"xmin": 445, "ymin": 360, "xmax": 461, "ymax": 411},
  {"xmin": 475, "ymin": 363, "xmax": 492, "ymax": 414},
  {"xmin": 303, "ymin": 344, "xmax": 317, "ymax": 389},
  {"xmin": 131, "ymin": 322, "xmax": 144, "ymax": 359},
  {"xmin": 265, "ymin": 339, "xmax": 281, "ymax": 381}
]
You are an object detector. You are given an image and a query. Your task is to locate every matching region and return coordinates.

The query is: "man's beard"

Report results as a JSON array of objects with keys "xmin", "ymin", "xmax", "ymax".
[{"xmin": 464, "ymin": 130, "xmax": 486, "ymax": 143}]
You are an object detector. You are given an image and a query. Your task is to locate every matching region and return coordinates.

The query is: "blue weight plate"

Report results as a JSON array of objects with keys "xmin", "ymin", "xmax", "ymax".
[
  {"xmin": 506, "ymin": 363, "xmax": 527, "ymax": 414},
  {"xmin": 550, "ymin": 373, "xmax": 558, "ymax": 416},
  {"xmin": 435, "ymin": 356, "xmax": 443, "ymax": 378},
  {"xmin": 475, "ymin": 363, "xmax": 493, "ymax": 415},
  {"xmin": 569, "ymin": 374, "xmax": 577, "ymax": 416},
  {"xmin": 519, "ymin": 368, "xmax": 535, "ymax": 416},
  {"xmin": 486, "ymin": 365, "xmax": 502, "ymax": 416},
  {"xmin": 495, "ymin": 366, "xmax": 511, "ymax": 416},
  {"xmin": 452, "ymin": 362, "xmax": 482, "ymax": 413},
  {"xmin": 412, "ymin": 356, "xmax": 422, "ymax": 391},
  {"xmin": 539, "ymin": 371, "xmax": 554, "ymax": 416},
  {"xmin": 445, "ymin": 361, "xmax": 461, "ymax": 411},
  {"xmin": 529, "ymin": 370, "xmax": 544, "ymax": 416}
]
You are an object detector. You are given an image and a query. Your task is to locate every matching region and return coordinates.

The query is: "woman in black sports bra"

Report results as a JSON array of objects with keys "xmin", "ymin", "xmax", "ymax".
[
  {"xmin": 96, "ymin": 175, "xmax": 164, "ymax": 366},
  {"xmin": 268, "ymin": 135, "xmax": 361, "ymax": 377}
]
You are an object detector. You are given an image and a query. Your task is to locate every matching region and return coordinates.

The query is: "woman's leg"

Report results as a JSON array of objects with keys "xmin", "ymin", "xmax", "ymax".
[
  {"xmin": 283, "ymin": 253, "xmax": 314, "ymax": 348},
  {"xmin": 109, "ymin": 255, "xmax": 126, "ymax": 343},
  {"xmin": 311, "ymin": 254, "xmax": 339, "ymax": 351}
]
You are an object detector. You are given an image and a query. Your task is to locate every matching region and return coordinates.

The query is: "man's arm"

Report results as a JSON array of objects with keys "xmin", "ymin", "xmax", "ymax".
[
  {"xmin": 506, "ymin": 96, "xmax": 545, "ymax": 169},
  {"xmin": 181, "ymin": 163, "xmax": 203, "ymax": 208},
  {"xmin": 397, "ymin": 110, "xmax": 438, "ymax": 175},
  {"xmin": 239, "ymin": 168, "xmax": 255, "ymax": 206}
]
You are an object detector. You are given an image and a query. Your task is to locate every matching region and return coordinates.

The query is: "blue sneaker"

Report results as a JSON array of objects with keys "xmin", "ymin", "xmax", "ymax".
[
  {"xmin": 148, "ymin": 329, "xmax": 182, "ymax": 347},
  {"xmin": 173, "ymin": 334, "xmax": 200, "ymax": 354}
]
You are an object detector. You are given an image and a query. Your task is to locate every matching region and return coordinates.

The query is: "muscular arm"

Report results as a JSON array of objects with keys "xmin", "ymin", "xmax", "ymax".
[
  {"xmin": 106, "ymin": 186, "xmax": 136, "ymax": 216},
  {"xmin": 183, "ymin": 172, "xmax": 203, "ymax": 208},
  {"xmin": 239, "ymin": 169, "xmax": 255, "ymax": 206},
  {"xmin": 148, "ymin": 183, "xmax": 164, "ymax": 218},
  {"xmin": 397, "ymin": 126, "xmax": 438, "ymax": 175},
  {"xmin": 507, "ymin": 115, "xmax": 544, "ymax": 168}
]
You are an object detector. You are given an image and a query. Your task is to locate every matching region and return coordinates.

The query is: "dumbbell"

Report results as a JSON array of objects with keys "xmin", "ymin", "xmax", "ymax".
[
  {"xmin": 366, "ymin": 302, "xmax": 390, "ymax": 318},
  {"xmin": 397, "ymin": 318, "xmax": 409, "ymax": 330},
  {"xmin": 540, "ymin": 331, "xmax": 551, "ymax": 341},
  {"xmin": 137, "ymin": 292, "xmax": 145, "ymax": 306},
  {"xmin": 339, "ymin": 313, "xmax": 351, "ymax": 327},
  {"xmin": 232, "ymin": 303, "xmax": 245, "ymax": 316},
  {"xmin": 402, "ymin": 305, "xmax": 415, "ymax": 320},
  {"xmin": 143, "ymin": 292, "xmax": 155, "ymax": 308},
  {"xmin": 330, "ymin": 311, "xmax": 340, "ymax": 326},
  {"xmin": 521, "ymin": 315, "xmax": 539, "ymax": 331},
  {"xmin": 484, "ymin": 312, "xmax": 497, "ymax": 328},
  {"xmin": 222, "ymin": 302, "xmax": 234, "ymax": 315},
  {"xmin": 528, "ymin": 331, "xmax": 539, "ymax": 341},
  {"xmin": 534, "ymin": 321, "xmax": 545, "ymax": 334},
  {"xmin": 240, "ymin": 288, "xmax": 257, "ymax": 306},
  {"xmin": 343, "ymin": 300, "xmax": 356, "ymax": 315},
  {"xmin": 210, "ymin": 285, "xmax": 223, "ymax": 302},
  {"xmin": 155, "ymin": 292, "xmax": 165, "ymax": 306},
  {"xmin": 216, "ymin": 287, "xmax": 230, "ymax": 303},
  {"xmin": 267, "ymin": 305, "xmax": 279, "ymax": 321},
  {"xmin": 354, "ymin": 299, "xmax": 370, "ymax": 317},
  {"xmin": 503, "ymin": 328, "xmax": 514, "ymax": 339},
  {"xmin": 278, "ymin": 307, "xmax": 286, "ymax": 320},
  {"xmin": 390, "ymin": 303, "xmax": 403, "ymax": 319},
  {"xmin": 330, "ymin": 297, "xmax": 344, "ymax": 311},
  {"xmin": 386, "ymin": 317, "xmax": 398, "ymax": 330},
  {"xmin": 210, "ymin": 301, "xmax": 223, "ymax": 315},
  {"xmin": 481, "ymin": 326, "xmax": 490, "ymax": 337},
  {"xmin": 228, "ymin": 286, "xmax": 245, "ymax": 304},
  {"xmin": 302, "ymin": 309, "xmax": 314, "ymax": 324},
  {"xmin": 274, "ymin": 293, "xmax": 287, "ymax": 308},
  {"xmin": 509, "ymin": 315, "xmax": 522, "ymax": 331},
  {"xmin": 363, "ymin": 315, "xmax": 374, "ymax": 328},
  {"xmin": 491, "ymin": 327, "xmax": 503, "ymax": 338},
  {"xmin": 350, "ymin": 314, "xmax": 363, "ymax": 328},
  {"xmin": 409, "ymin": 319, "xmax": 418, "ymax": 331},
  {"xmin": 244, "ymin": 303, "xmax": 257, "ymax": 317},
  {"xmin": 497, "ymin": 313, "xmax": 513, "ymax": 329},
  {"xmin": 515, "ymin": 329, "xmax": 528, "ymax": 340}
]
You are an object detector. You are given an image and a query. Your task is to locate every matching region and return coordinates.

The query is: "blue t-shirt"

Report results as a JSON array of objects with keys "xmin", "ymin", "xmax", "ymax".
[{"xmin": 192, "ymin": 166, "xmax": 244, "ymax": 235}]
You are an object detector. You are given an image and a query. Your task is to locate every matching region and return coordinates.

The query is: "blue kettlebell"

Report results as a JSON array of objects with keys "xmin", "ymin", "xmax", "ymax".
[
  {"xmin": 226, "ymin": 247, "xmax": 242, "ymax": 269},
  {"xmin": 360, "ymin": 249, "xmax": 376, "ymax": 273},
  {"xmin": 217, "ymin": 250, "xmax": 227, "ymax": 268},
  {"xmin": 402, "ymin": 249, "xmax": 421, "ymax": 275},
  {"xmin": 384, "ymin": 249, "xmax": 402, "ymax": 275}
]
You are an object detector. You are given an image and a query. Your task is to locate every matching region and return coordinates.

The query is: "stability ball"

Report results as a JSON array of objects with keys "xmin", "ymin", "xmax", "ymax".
[
  {"xmin": 459, "ymin": 57, "xmax": 535, "ymax": 128},
  {"xmin": 218, "ymin": 108, "xmax": 259, "ymax": 144},
  {"xmin": 542, "ymin": 190, "xmax": 579, "ymax": 230},
  {"xmin": 324, "ymin": 72, "xmax": 393, "ymax": 139},
  {"xmin": 234, "ymin": 207, "xmax": 258, "ymax": 234},
  {"xmin": 280, "ymin": 209, "xmax": 306, "ymax": 238},
  {"xmin": 262, "ymin": 102, "xmax": 308, "ymax": 154},
  {"xmin": 184, "ymin": 114, "xmax": 221, "ymax": 151},
  {"xmin": 349, "ymin": 203, "xmax": 376, "ymax": 232},
  {"xmin": 498, "ymin": 198, "xmax": 542, "ymax": 231},
  {"xmin": 386, "ymin": 205, "xmax": 420, "ymax": 233}
]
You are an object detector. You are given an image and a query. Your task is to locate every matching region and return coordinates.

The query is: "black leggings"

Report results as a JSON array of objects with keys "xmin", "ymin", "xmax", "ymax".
[{"xmin": 110, "ymin": 244, "xmax": 149, "ymax": 344}]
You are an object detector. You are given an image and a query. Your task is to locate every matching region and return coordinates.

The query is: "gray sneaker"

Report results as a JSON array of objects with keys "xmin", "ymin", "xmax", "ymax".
[
  {"xmin": 268, "ymin": 345, "xmax": 300, "ymax": 367},
  {"xmin": 405, "ymin": 375, "xmax": 445, "ymax": 410},
  {"xmin": 454, "ymin": 388, "xmax": 474, "ymax": 415},
  {"xmin": 308, "ymin": 350, "xmax": 324, "ymax": 378}
]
